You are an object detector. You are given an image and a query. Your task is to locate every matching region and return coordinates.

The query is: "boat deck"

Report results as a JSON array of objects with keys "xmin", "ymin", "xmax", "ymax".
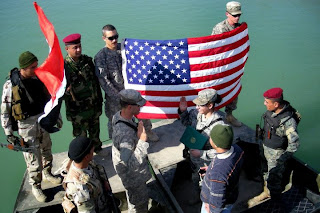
[{"xmin": 13, "ymin": 113, "xmax": 320, "ymax": 213}]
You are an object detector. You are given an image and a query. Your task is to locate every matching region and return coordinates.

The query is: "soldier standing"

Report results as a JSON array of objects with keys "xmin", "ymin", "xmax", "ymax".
[
  {"xmin": 1, "ymin": 51, "xmax": 61, "ymax": 202},
  {"xmin": 211, "ymin": 1, "xmax": 243, "ymax": 127},
  {"xmin": 178, "ymin": 89, "xmax": 225, "ymax": 204},
  {"xmin": 112, "ymin": 89, "xmax": 151, "ymax": 212},
  {"xmin": 62, "ymin": 136, "xmax": 112, "ymax": 213},
  {"xmin": 63, "ymin": 33, "xmax": 103, "ymax": 152},
  {"xmin": 94, "ymin": 24, "xmax": 159, "ymax": 142},
  {"xmin": 248, "ymin": 88, "xmax": 300, "ymax": 206}
]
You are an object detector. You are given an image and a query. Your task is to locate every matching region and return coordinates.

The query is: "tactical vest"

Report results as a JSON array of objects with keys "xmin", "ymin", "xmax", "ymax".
[
  {"xmin": 10, "ymin": 68, "xmax": 49, "ymax": 120},
  {"xmin": 64, "ymin": 55, "xmax": 102, "ymax": 117},
  {"xmin": 62, "ymin": 162, "xmax": 108, "ymax": 213},
  {"xmin": 262, "ymin": 102, "xmax": 300, "ymax": 149}
]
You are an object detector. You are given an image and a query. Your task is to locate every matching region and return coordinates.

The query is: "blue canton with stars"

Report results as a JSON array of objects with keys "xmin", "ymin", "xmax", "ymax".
[{"xmin": 123, "ymin": 38, "xmax": 191, "ymax": 85}]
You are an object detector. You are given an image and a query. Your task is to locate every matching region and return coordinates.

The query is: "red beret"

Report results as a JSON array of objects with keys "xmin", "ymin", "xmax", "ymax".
[
  {"xmin": 63, "ymin": 33, "xmax": 81, "ymax": 45},
  {"xmin": 263, "ymin": 87, "xmax": 283, "ymax": 99}
]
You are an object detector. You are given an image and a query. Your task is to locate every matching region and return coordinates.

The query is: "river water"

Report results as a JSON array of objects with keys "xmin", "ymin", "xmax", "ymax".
[{"xmin": 0, "ymin": 0, "xmax": 319, "ymax": 212}]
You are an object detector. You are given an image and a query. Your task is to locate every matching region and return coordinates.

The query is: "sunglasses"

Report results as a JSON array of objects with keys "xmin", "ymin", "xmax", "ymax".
[
  {"xmin": 230, "ymin": 13, "xmax": 241, "ymax": 18},
  {"xmin": 197, "ymin": 104, "xmax": 208, "ymax": 107},
  {"xmin": 106, "ymin": 34, "xmax": 119, "ymax": 41}
]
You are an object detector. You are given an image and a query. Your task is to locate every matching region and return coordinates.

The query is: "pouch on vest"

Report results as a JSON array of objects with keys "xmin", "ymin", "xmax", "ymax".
[
  {"xmin": 62, "ymin": 195, "xmax": 77, "ymax": 213},
  {"xmin": 11, "ymin": 85, "xmax": 26, "ymax": 120}
]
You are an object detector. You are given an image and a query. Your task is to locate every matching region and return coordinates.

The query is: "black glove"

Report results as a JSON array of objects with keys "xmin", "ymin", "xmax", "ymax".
[{"xmin": 7, "ymin": 135, "xmax": 20, "ymax": 145}]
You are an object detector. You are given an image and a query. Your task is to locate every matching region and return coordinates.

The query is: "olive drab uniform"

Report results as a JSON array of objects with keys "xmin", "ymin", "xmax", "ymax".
[
  {"xmin": 261, "ymin": 101, "xmax": 300, "ymax": 195},
  {"xmin": 1, "ymin": 68, "xmax": 53, "ymax": 186},
  {"xmin": 211, "ymin": 19, "xmax": 241, "ymax": 115},
  {"xmin": 64, "ymin": 54, "xmax": 103, "ymax": 147},
  {"xmin": 179, "ymin": 109, "xmax": 225, "ymax": 188},
  {"xmin": 62, "ymin": 161, "xmax": 111, "ymax": 213},
  {"xmin": 112, "ymin": 111, "xmax": 151, "ymax": 213},
  {"xmin": 94, "ymin": 45, "xmax": 153, "ymax": 139}
]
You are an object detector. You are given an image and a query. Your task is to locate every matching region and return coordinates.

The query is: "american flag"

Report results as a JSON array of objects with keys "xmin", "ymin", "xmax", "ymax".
[{"xmin": 121, "ymin": 23, "xmax": 249, "ymax": 119}]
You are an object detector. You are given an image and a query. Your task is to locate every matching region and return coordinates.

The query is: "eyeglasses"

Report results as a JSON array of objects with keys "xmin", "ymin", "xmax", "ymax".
[
  {"xmin": 230, "ymin": 13, "xmax": 241, "ymax": 18},
  {"xmin": 106, "ymin": 34, "xmax": 119, "ymax": 41}
]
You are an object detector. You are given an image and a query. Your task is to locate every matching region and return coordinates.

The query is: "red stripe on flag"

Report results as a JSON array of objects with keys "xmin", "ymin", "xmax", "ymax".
[
  {"xmin": 138, "ymin": 72, "xmax": 243, "ymax": 97},
  {"xmin": 136, "ymin": 86, "xmax": 242, "ymax": 120},
  {"xmin": 190, "ymin": 62, "xmax": 245, "ymax": 83},
  {"xmin": 142, "ymin": 82, "xmax": 239, "ymax": 108},
  {"xmin": 187, "ymin": 23, "xmax": 248, "ymax": 45},
  {"xmin": 188, "ymin": 35, "xmax": 249, "ymax": 58},
  {"xmin": 137, "ymin": 113, "xmax": 179, "ymax": 119},
  {"xmin": 190, "ymin": 46, "xmax": 249, "ymax": 71}
]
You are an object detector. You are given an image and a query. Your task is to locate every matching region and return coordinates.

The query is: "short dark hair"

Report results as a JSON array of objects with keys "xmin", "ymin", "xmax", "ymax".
[
  {"xmin": 102, "ymin": 24, "xmax": 116, "ymax": 36},
  {"xmin": 270, "ymin": 97, "xmax": 284, "ymax": 105},
  {"xmin": 208, "ymin": 94, "xmax": 222, "ymax": 106}
]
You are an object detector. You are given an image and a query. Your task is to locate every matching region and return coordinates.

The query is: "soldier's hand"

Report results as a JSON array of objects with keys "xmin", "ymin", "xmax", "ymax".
[
  {"xmin": 179, "ymin": 96, "xmax": 188, "ymax": 112},
  {"xmin": 137, "ymin": 121, "xmax": 147, "ymax": 142},
  {"xmin": 190, "ymin": 149, "xmax": 201, "ymax": 158},
  {"xmin": 7, "ymin": 135, "xmax": 19, "ymax": 145}
]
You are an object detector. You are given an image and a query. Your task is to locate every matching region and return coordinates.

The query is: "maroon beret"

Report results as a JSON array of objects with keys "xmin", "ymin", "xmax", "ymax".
[
  {"xmin": 63, "ymin": 33, "xmax": 81, "ymax": 45},
  {"xmin": 263, "ymin": 87, "xmax": 283, "ymax": 99}
]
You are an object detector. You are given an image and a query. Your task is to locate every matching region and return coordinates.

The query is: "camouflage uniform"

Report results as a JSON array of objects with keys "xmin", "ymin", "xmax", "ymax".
[
  {"xmin": 112, "ymin": 111, "xmax": 151, "ymax": 213},
  {"xmin": 261, "ymin": 103, "xmax": 299, "ymax": 195},
  {"xmin": 63, "ymin": 161, "xmax": 110, "ymax": 213},
  {"xmin": 94, "ymin": 44, "xmax": 152, "ymax": 138},
  {"xmin": 64, "ymin": 54, "xmax": 103, "ymax": 147},
  {"xmin": 1, "ymin": 77, "xmax": 53, "ymax": 186},
  {"xmin": 211, "ymin": 19, "xmax": 241, "ymax": 114},
  {"xmin": 179, "ymin": 109, "xmax": 225, "ymax": 187}
]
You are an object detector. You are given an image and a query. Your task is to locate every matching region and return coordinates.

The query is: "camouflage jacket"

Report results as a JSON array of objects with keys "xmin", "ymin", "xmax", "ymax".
[
  {"xmin": 179, "ymin": 109, "xmax": 225, "ymax": 160},
  {"xmin": 262, "ymin": 103, "xmax": 300, "ymax": 153},
  {"xmin": 1, "ymin": 74, "xmax": 49, "ymax": 136},
  {"xmin": 64, "ymin": 54, "xmax": 102, "ymax": 121},
  {"xmin": 211, "ymin": 19, "xmax": 241, "ymax": 35},
  {"xmin": 94, "ymin": 44, "xmax": 124, "ymax": 102},
  {"xmin": 111, "ymin": 111, "xmax": 151, "ymax": 188},
  {"xmin": 63, "ymin": 161, "xmax": 110, "ymax": 213}
]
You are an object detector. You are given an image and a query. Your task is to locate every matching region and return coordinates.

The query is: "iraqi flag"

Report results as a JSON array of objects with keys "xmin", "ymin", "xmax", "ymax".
[{"xmin": 33, "ymin": 2, "xmax": 66, "ymax": 132}]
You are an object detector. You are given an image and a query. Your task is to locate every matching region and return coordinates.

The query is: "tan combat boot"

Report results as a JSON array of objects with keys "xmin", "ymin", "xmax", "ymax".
[
  {"xmin": 226, "ymin": 113, "xmax": 242, "ymax": 127},
  {"xmin": 43, "ymin": 168, "xmax": 62, "ymax": 184},
  {"xmin": 32, "ymin": 185, "xmax": 47, "ymax": 203},
  {"xmin": 146, "ymin": 130, "xmax": 159, "ymax": 142},
  {"xmin": 247, "ymin": 183, "xmax": 270, "ymax": 208}
]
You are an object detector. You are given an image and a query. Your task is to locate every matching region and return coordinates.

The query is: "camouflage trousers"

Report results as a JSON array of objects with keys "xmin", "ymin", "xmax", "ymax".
[
  {"xmin": 261, "ymin": 144, "xmax": 287, "ymax": 195},
  {"xmin": 225, "ymin": 97, "xmax": 238, "ymax": 114},
  {"xmin": 125, "ymin": 182, "xmax": 149, "ymax": 213},
  {"xmin": 18, "ymin": 114, "xmax": 53, "ymax": 186},
  {"xmin": 104, "ymin": 99, "xmax": 152, "ymax": 139},
  {"xmin": 71, "ymin": 115, "xmax": 101, "ymax": 147}
]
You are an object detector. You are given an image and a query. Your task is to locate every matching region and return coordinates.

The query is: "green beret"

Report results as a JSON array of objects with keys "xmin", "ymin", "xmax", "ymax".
[
  {"xmin": 210, "ymin": 124, "xmax": 234, "ymax": 149},
  {"xmin": 19, "ymin": 51, "xmax": 38, "ymax": 69}
]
